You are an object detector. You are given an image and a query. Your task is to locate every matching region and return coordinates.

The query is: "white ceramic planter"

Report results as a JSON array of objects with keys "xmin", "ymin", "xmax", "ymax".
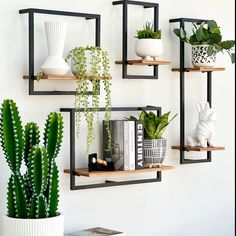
[
  {"xmin": 135, "ymin": 38, "xmax": 163, "ymax": 60},
  {"xmin": 192, "ymin": 45, "xmax": 216, "ymax": 68},
  {"xmin": 41, "ymin": 21, "xmax": 69, "ymax": 76},
  {"xmin": 2, "ymin": 214, "xmax": 64, "ymax": 236},
  {"xmin": 143, "ymin": 138, "xmax": 167, "ymax": 168}
]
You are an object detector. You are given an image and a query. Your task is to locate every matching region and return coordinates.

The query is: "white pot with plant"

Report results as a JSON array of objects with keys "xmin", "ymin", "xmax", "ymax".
[
  {"xmin": 41, "ymin": 21, "xmax": 69, "ymax": 76},
  {"xmin": 135, "ymin": 22, "xmax": 163, "ymax": 61},
  {"xmin": 173, "ymin": 20, "xmax": 235, "ymax": 67},
  {"xmin": 0, "ymin": 100, "xmax": 64, "ymax": 236},
  {"xmin": 128, "ymin": 110, "xmax": 177, "ymax": 168},
  {"xmin": 66, "ymin": 46, "xmax": 112, "ymax": 153}
]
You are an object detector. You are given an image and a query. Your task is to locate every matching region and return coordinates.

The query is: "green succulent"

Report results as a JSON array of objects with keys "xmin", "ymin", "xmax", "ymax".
[
  {"xmin": 128, "ymin": 109, "xmax": 177, "ymax": 139},
  {"xmin": 0, "ymin": 99, "xmax": 63, "ymax": 219},
  {"xmin": 136, "ymin": 22, "xmax": 161, "ymax": 39},
  {"xmin": 173, "ymin": 20, "xmax": 235, "ymax": 63}
]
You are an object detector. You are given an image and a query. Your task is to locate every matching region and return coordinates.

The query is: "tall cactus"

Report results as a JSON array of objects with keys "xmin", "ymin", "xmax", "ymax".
[{"xmin": 0, "ymin": 99, "xmax": 63, "ymax": 219}]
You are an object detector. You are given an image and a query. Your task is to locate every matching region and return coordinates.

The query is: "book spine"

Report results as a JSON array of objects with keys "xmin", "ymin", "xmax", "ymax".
[
  {"xmin": 129, "ymin": 121, "xmax": 135, "ymax": 170},
  {"xmin": 123, "ymin": 121, "xmax": 129, "ymax": 170},
  {"xmin": 135, "ymin": 121, "xmax": 144, "ymax": 169}
]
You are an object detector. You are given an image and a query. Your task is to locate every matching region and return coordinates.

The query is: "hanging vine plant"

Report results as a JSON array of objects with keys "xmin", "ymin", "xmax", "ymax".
[{"xmin": 66, "ymin": 46, "xmax": 112, "ymax": 153}]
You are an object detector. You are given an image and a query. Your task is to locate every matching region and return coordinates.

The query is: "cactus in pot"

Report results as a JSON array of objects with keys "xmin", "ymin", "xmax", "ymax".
[{"xmin": 0, "ymin": 100, "xmax": 64, "ymax": 236}]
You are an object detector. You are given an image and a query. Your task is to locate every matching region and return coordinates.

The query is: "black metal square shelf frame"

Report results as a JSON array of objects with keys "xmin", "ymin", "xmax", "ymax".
[
  {"xmin": 60, "ymin": 106, "xmax": 163, "ymax": 190},
  {"xmin": 19, "ymin": 8, "xmax": 101, "ymax": 95},
  {"xmin": 169, "ymin": 17, "xmax": 214, "ymax": 164},
  {"xmin": 113, "ymin": 0, "xmax": 160, "ymax": 79}
]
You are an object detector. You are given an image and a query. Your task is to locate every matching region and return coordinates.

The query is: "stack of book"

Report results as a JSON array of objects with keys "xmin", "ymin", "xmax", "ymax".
[
  {"xmin": 103, "ymin": 120, "xmax": 144, "ymax": 171},
  {"xmin": 65, "ymin": 227, "xmax": 125, "ymax": 235}
]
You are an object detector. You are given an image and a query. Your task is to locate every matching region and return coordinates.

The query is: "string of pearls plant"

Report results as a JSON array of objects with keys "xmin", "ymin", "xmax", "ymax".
[{"xmin": 66, "ymin": 46, "xmax": 111, "ymax": 153}]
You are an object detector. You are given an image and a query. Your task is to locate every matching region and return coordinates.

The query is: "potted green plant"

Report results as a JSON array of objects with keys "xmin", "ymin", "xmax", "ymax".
[
  {"xmin": 66, "ymin": 46, "xmax": 112, "ymax": 152},
  {"xmin": 128, "ymin": 110, "xmax": 177, "ymax": 167},
  {"xmin": 173, "ymin": 20, "xmax": 235, "ymax": 67},
  {"xmin": 135, "ymin": 22, "xmax": 163, "ymax": 60},
  {"xmin": 0, "ymin": 100, "xmax": 64, "ymax": 236}
]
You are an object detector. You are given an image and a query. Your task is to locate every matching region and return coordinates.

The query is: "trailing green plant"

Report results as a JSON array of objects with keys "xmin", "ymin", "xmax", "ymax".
[
  {"xmin": 0, "ymin": 99, "xmax": 63, "ymax": 219},
  {"xmin": 173, "ymin": 20, "xmax": 235, "ymax": 63},
  {"xmin": 66, "ymin": 46, "xmax": 112, "ymax": 152},
  {"xmin": 136, "ymin": 22, "xmax": 161, "ymax": 39},
  {"xmin": 127, "ymin": 109, "xmax": 177, "ymax": 139}
]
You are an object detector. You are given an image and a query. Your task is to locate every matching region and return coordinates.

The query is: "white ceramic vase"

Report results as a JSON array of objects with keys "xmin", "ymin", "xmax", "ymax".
[
  {"xmin": 135, "ymin": 38, "xmax": 163, "ymax": 60},
  {"xmin": 1, "ymin": 214, "xmax": 64, "ymax": 236},
  {"xmin": 41, "ymin": 21, "xmax": 69, "ymax": 76},
  {"xmin": 192, "ymin": 45, "xmax": 216, "ymax": 68}
]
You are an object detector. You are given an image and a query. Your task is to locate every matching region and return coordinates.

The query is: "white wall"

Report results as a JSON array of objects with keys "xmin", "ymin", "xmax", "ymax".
[{"xmin": 0, "ymin": 0, "xmax": 235, "ymax": 235}]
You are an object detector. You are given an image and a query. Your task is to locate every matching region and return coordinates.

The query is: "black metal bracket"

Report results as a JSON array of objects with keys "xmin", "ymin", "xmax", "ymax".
[
  {"xmin": 169, "ymin": 17, "xmax": 212, "ymax": 164},
  {"xmin": 60, "ymin": 106, "xmax": 163, "ymax": 190},
  {"xmin": 113, "ymin": 0, "xmax": 160, "ymax": 79},
  {"xmin": 19, "ymin": 8, "xmax": 101, "ymax": 95}
]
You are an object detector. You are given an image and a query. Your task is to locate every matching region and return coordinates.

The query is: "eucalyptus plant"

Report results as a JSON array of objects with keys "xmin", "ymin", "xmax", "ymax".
[
  {"xmin": 66, "ymin": 46, "xmax": 112, "ymax": 152},
  {"xmin": 136, "ymin": 22, "xmax": 161, "ymax": 39},
  {"xmin": 0, "ymin": 99, "xmax": 63, "ymax": 219},
  {"xmin": 173, "ymin": 20, "xmax": 235, "ymax": 63}
]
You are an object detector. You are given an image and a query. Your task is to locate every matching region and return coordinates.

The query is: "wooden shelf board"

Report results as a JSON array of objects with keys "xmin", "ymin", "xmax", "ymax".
[
  {"xmin": 23, "ymin": 75, "xmax": 111, "ymax": 80},
  {"xmin": 172, "ymin": 145, "xmax": 225, "ymax": 152},
  {"xmin": 115, "ymin": 59, "xmax": 171, "ymax": 65},
  {"xmin": 172, "ymin": 67, "xmax": 225, "ymax": 72},
  {"xmin": 64, "ymin": 165, "xmax": 175, "ymax": 177}
]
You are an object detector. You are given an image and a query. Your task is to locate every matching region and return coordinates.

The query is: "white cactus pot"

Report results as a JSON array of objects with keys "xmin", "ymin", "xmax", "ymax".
[
  {"xmin": 135, "ymin": 38, "xmax": 163, "ymax": 61},
  {"xmin": 41, "ymin": 21, "xmax": 69, "ymax": 76},
  {"xmin": 1, "ymin": 214, "xmax": 64, "ymax": 236},
  {"xmin": 192, "ymin": 45, "xmax": 216, "ymax": 68}
]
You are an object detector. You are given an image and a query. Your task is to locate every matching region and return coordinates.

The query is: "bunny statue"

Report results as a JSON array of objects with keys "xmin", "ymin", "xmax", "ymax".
[{"xmin": 187, "ymin": 102, "xmax": 218, "ymax": 147}]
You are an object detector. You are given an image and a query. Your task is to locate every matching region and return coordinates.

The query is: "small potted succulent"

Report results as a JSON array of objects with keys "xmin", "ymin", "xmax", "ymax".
[
  {"xmin": 173, "ymin": 20, "xmax": 235, "ymax": 67},
  {"xmin": 135, "ymin": 22, "xmax": 163, "ymax": 61},
  {"xmin": 0, "ymin": 100, "xmax": 64, "ymax": 236},
  {"xmin": 66, "ymin": 46, "xmax": 112, "ymax": 153},
  {"xmin": 128, "ymin": 110, "xmax": 177, "ymax": 167}
]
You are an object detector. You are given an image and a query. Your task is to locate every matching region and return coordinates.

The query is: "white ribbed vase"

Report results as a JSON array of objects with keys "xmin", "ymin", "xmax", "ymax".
[
  {"xmin": 41, "ymin": 21, "xmax": 69, "ymax": 76},
  {"xmin": 2, "ymin": 214, "xmax": 64, "ymax": 236}
]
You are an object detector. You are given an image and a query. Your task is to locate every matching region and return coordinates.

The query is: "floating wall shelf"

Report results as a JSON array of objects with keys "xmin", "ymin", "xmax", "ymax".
[
  {"xmin": 60, "ymin": 106, "xmax": 174, "ymax": 190},
  {"xmin": 169, "ymin": 17, "xmax": 225, "ymax": 164},
  {"xmin": 113, "ymin": 0, "xmax": 168, "ymax": 79},
  {"xmin": 23, "ymin": 75, "xmax": 112, "ymax": 81},
  {"xmin": 19, "ymin": 8, "xmax": 101, "ymax": 95}
]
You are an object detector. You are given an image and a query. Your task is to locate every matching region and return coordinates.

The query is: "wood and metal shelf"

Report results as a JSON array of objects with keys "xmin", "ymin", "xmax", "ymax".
[
  {"xmin": 19, "ymin": 8, "xmax": 101, "ymax": 95},
  {"xmin": 169, "ymin": 17, "xmax": 225, "ymax": 164},
  {"xmin": 60, "ymin": 106, "xmax": 174, "ymax": 190},
  {"xmin": 113, "ymin": 0, "xmax": 170, "ymax": 79}
]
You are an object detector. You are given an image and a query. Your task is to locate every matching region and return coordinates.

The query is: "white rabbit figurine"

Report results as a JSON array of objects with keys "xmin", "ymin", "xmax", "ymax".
[{"xmin": 187, "ymin": 102, "xmax": 218, "ymax": 147}]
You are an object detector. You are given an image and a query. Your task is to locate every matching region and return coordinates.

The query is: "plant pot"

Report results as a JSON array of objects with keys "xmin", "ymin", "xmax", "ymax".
[
  {"xmin": 192, "ymin": 45, "xmax": 216, "ymax": 68},
  {"xmin": 71, "ymin": 50, "xmax": 103, "ymax": 77},
  {"xmin": 41, "ymin": 21, "xmax": 69, "ymax": 76},
  {"xmin": 135, "ymin": 38, "xmax": 163, "ymax": 60},
  {"xmin": 143, "ymin": 138, "xmax": 167, "ymax": 168},
  {"xmin": 1, "ymin": 214, "xmax": 64, "ymax": 236}
]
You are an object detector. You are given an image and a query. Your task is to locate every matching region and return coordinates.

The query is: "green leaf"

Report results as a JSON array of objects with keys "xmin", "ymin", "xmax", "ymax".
[
  {"xmin": 209, "ymin": 33, "xmax": 222, "ymax": 44},
  {"xmin": 207, "ymin": 46, "xmax": 214, "ymax": 56},
  {"xmin": 196, "ymin": 27, "xmax": 205, "ymax": 42},
  {"xmin": 231, "ymin": 53, "xmax": 235, "ymax": 63},
  {"xmin": 173, "ymin": 28, "xmax": 181, "ymax": 37},
  {"xmin": 36, "ymin": 196, "xmax": 48, "ymax": 218},
  {"xmin": 48, "ymin": 163, "xmax": 59, "ymax": 217},
  {"xmin": 220, "ymin": 40, "xmax": 235, "ymax": 50},
  {"xmin": 208, "ymin": 20, "xmax": 218, "ymax": 29},
  {"xmin": 180, "ymin": 28, "xmax": 186, "ymax": 39}
]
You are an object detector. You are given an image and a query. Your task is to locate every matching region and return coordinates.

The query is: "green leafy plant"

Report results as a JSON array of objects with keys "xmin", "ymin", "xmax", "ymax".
[
  {"xmin": 128, "ymin": 109, "xmax": 177, "ymax": 139},
  {"xmin": 173, "ymin": 20, "xmax": 235, "ymax": 63},
  {"xmin": 0, "ymin": 99, "xmax": 63, "ymax": 219},
  {"xmin": 66, "ymin": 46, "xmax": 112, "ymax": 152},
  {"xmin": 136, "ymin": 22, "xmax": 161, "ymax": 39}
]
